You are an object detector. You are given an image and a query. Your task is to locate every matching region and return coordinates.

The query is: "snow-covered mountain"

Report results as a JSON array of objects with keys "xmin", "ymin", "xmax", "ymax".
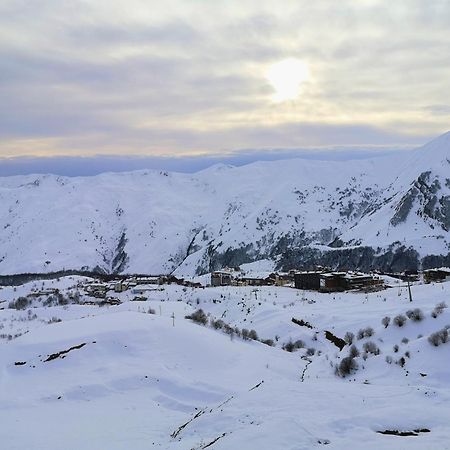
[{"xmin": 1, "ymin": 132, "xmax": 449, "ymax": 276}]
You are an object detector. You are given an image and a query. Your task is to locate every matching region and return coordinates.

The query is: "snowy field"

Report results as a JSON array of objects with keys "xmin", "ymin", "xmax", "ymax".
[{"xmin": 1, "ymin": 276, "xmax": 450, "ymax": 449}]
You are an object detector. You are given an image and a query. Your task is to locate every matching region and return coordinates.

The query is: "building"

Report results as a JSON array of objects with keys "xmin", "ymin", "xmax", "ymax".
[
  {"xmin": 424, "ymin": 268, "xmax": 450, "ymax": 283},
  {"xmin": 294, "ymin": 271, "xmax": 383, "ymax": 292},
  {"xmin": 211, "ymin": 271, "xmax": 234, "ymax": 287},
  {"xmin": 294, "ymin": 271, "xmax": 323, "ymax": 290}
]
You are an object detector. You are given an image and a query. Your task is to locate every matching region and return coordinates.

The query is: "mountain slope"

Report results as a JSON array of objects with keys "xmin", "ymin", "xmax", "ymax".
[{"xmin": 0, "ymin": 132, "xmax": 449, "ymax": 275}]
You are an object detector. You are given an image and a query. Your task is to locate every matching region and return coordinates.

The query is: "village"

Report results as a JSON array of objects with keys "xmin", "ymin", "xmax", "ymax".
[{"xmin": 20, "ymin": 265, "xmax": 448, "ymax": 307}]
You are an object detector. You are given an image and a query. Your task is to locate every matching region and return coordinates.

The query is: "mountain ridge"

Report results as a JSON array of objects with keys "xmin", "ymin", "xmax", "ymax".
[{"xmin": 0, "ymin": 132, "xmax": 449, "ymax": 276}]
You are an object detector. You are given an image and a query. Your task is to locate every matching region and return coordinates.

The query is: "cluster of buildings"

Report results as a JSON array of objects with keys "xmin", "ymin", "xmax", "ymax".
[
  {"xmin": 423, "ymin": 267, "xmax": 450, "ymax": 284},
  {"xmin": 82, "ymin": 274, "xmax": 202, "ymax": 300},
  {"xmin": 211, "ymin": 265, "xmax": 450, "ymax": 292},
  {"xmin": 211, "ymin": 269, "xmax": 295, "ymax": 288},
  {"xmin": 293, "ymin": 270, "xmax": 383, "ymax": 292},
  {"xmin": 211, "ymin": 267, "xmax": 383, "ymax": 292}
]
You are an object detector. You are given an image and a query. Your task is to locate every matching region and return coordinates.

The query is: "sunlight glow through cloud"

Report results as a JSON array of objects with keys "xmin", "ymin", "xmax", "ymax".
[
  {"xmin": 266, "ymin": 58, "xmax": 309, "ymax": 102},
  {"xmin": 0, "ymin": 0, "xmax": 448, "ymax": 159}
]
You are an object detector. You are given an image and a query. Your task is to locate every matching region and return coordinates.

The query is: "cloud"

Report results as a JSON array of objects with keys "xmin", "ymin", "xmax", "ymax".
[
  {"xmin": 0, "ymin": 144, "xmax": 414, "ymax": 177},
  {"xmin": 0, "ymin": 0, "xmax": 449, "ymax": 158}
]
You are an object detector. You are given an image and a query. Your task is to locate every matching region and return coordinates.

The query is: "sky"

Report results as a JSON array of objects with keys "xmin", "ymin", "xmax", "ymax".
[{"xmin": 1, "ymin": 0, "xmax": 449, "ymax": 175}]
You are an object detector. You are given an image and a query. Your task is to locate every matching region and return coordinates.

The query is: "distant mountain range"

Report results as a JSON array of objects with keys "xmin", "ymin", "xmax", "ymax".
[{"xmin": 1, "ymin": 132, "xmax": 449, "ymax": 276}]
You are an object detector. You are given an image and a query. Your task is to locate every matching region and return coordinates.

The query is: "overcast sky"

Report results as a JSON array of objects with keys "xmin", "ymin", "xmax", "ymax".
[{"xmin": 1, "ymin": 0, "xmax": 449, "ymax": 174}]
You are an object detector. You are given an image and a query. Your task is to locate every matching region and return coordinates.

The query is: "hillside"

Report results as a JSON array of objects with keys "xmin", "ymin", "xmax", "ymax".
[
  {"xmin": 0, "ymin": 132, "xmax": 449, "ymax": 276},
  {"xmin": 1, "ymin": 275, "xmax": 449, "ymax": 449}
]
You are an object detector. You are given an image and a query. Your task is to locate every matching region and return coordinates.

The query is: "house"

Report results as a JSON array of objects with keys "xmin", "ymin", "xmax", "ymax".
[
  {"xmin": 424, "ymin": 268, "xmax": 450, "ymax": 283},
  {"xmin": 294, "ymin": 271, "xmax": 323, "ymax": 290},
  {"xmin": 211, "ymin": 271, "xmax": 234, "ymax": 287}
]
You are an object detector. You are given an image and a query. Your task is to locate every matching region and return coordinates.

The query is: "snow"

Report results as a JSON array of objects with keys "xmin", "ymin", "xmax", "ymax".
[
  {"xmin": 1, "ymin": 276, "xmax": 450, "ymax": 449},
  {"xmin": 0, "ymin": 132, "xmax": 449, "ymax": 276}
]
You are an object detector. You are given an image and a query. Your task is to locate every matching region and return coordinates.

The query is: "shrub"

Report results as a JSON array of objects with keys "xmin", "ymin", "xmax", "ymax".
[
  {"xmin": 397, "ymin": 357, "xmax": 406, "ymax": 367},
  {"xmin": 357, "ymin": 327, "xmax": 374, "ymax": 339},
  {"xmin": 248, "ymin": 329, "xmax": 259, "ymax": 341},
  {"xmin": 393, "ymin": 344, "xmax": 399, "ymax": 353},
  {"xmin": 349, "ymin": 345, "xmax": 360, "ymax": 358},
  {"xmin": 385, "ymin": 355, "xmax": 393, "ymax": 364},
  {"xmin": 431, "ymin": 302, "xmax": 447, "ymax": 318},
  {"xmin": 344, "ymin": 332, "xmax": 354, "ymax": 345},
  {"xmin": 185, "ymin": 309, "xmax": 208, "ymax": 325},
  {"xmin": 241, "ymin": 329, "xmax": 250, "ymax": 340},
  {"xmin": 47, "ymin": 317, "xmax": 62, "ymax": 324},
  {"xmin": 393, "ymin": 314, "xmax": 407, "ymax": 327},
  {"xmin": 364, "ymin": 327, "xmax": 375, "ymax": 337},
  {"xmin": 261, "ymin": 339, "xmax": 274, "ymax": 347},
  {"xmin": 382, "ymin": 316, "xmax": 391, "ymax": 328},
  {"xmin": 363, "ymin": 341, "xmax": 380, "ymax": 355},
  {"xmin": 211, "ymin": 318, "xmax": 225, "ymax": 330},
  {"xmin": 282, "ymin": 339, "xmax": 304, "ymax": 352},
  {"xmin": 282, "ymin": 340, "xmax": 295, "ymax": 352},
  {"xmin": 401, "ymin": 337, "xmax": 409, "ymax": 344},
  {"xmin": 336, "ymin": 356, "xmax": 358, "ymax": 378},
  {"xmin": 9, "ymin": 296, "xmax": 30, "ymax": 310},
  {"xmin": 406, "ymin": 308, "xmax": 424, "ymax": 322},
  {"xmin": 306, "ymin": 347, "xmax": 315, "ymax": 356},
  {"xmin": 147, "ymin": 307, "xmax": 156, "ymax": 314},
  {"xmin": 428, "ymin": 328, "xmax": 449, "ymax": 347}
]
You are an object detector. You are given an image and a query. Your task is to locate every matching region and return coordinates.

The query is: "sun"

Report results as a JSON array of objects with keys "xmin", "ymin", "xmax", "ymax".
[{"xmin": 266, "ymin": 58, "xmax": 309, "ymax": 102}]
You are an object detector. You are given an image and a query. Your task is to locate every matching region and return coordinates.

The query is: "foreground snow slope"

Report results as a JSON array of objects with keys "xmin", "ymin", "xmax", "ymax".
[
  {"xmin": 0, "ymin": 132, "xmax": 449, "ymax": 276},
  {"xmin": 1, "ymin": 277, "xmax": 450, "ymax": 449}
]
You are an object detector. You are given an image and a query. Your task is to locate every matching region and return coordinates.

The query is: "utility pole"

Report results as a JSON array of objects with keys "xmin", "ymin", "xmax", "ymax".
[
  {"xmin": 407, "ymin": 279, "xmax": 413, "ymax": 302},
  {"xmin": 171, "ymin": 312, "xmax": 175, "ymax": 327}
]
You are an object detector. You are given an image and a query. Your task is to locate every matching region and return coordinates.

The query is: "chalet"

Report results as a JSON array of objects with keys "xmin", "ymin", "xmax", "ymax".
[
  {"xmin": 424, "ymin": 268, "xmax": 450, "ymax": 284},
  {"xmin": 211, "ymin": 271, "xmax": 234, "ymax": 287}
]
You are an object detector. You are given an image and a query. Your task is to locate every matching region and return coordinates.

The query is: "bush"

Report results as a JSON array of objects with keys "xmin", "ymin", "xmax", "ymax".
[
  {"xmin": 47, "ymin": 317, "xmax": 62, "ymax": 324},
  {"xmin": 9, "ymin": 296, "xmax": 30, "ymax": 310},
  {"xmin": 385, "ymin": 355, "xmax": 393, "ymax": 364},
  {"xmin": 282, "ymin": 339, "xmax": 304, "ymax": 352},
  {"xmin": 431, "ymin": 302, "xmax": 447, "ymax": 318},
  {"xmin": 349, "ymin": 345, "xmax": 360, "ymax": 358},
  {"xmin": 406, "ymin": 308, "xmax": 424, "ymax": 322},
  {"xmin": 282, "ymin": 340, "xmax": 295, "ymax": 352},
  {"xmin": 336, "ymin": 356, "xmax": 358, "ymax": 378},
  {"xmin": 261, "ymin": 339, "xmax": 274, "ymax": 347},
  {"xmin": 185, "ymin": 309, "xmax": 208, "ymax": 325},
  {"xmin": 428, "ymin": 328, "xmax": 449, "ymax": 347},
  {"xmin": 306, "ymin": 347, "xmax": 315, "ymax": 356},
  {"xmin": 147, "ymin": 307, "xmax": 156, "ymax": 314},
  {"xmin": 248, "ymin": 329, "xmax": 259, "ymax": 341},
  {"xmin": 397, "ymin": 357, "xmax": 406, "ymax": 367},
  {"xmin": 393, "ymin": 344, "xmax": 399, "ymax": 353},
  {"xmin": 382, "ymin": 316, "xmax": 391, "ymax": 328},
  {"xmin": 344, "ymin": 332, "xmax": 354, "ymax": 345},
  {"xmin": 363, "ymin": 341, "xmax": 380, "ymax": 355},
  {"xmin": 401, "ymin": 337, "xmax": 409, "ymax": 344},
  {"xmin": 393, "ymin": 314, "xmax": 407, "ymax": 327},
  {"xmin": 211, "ymin": 318, "xmax": 225, "ymax": 330},
  {"xmin": 357, "ymin": 327, "xmax": 374, "ymax": 339},
  {"xmin": 364, "ymin": 327, "xmax": 375, "ymax": 338}
]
